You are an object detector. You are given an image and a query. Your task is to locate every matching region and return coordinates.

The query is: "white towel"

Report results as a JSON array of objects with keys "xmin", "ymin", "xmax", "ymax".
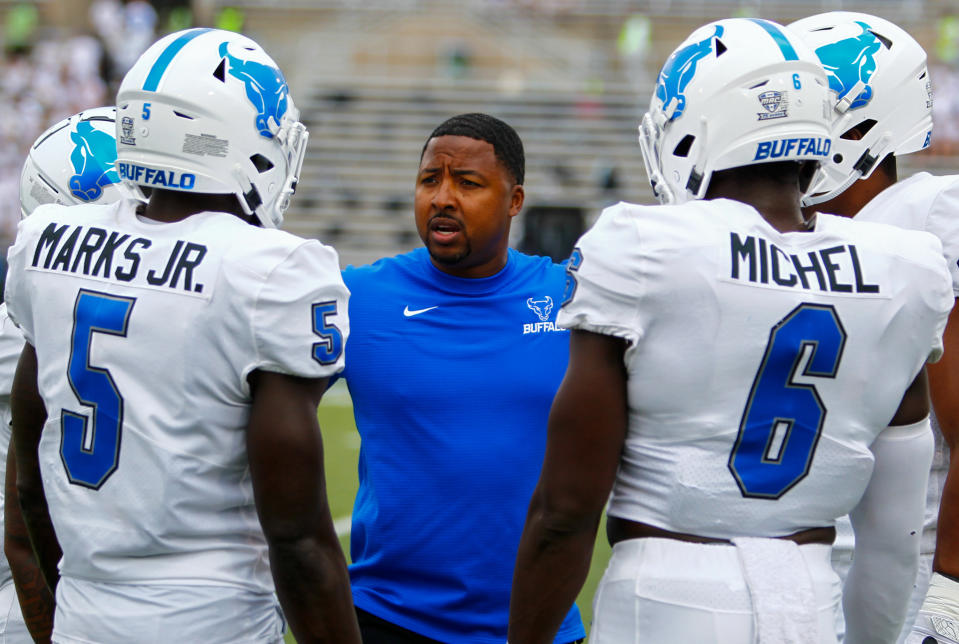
[{"xmin": 732, "ymin": 536, "xmax": 818, "ymax": 644}]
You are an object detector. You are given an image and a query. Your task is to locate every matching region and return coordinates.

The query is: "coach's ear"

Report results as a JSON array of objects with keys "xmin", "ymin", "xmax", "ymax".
[
  {"xmin": 509, "ymin": 184, "xmax": 525, "ymax": 218},
  {"xmin": 798, "ymin": 160, "xmax": 819, "ymax": 194}
]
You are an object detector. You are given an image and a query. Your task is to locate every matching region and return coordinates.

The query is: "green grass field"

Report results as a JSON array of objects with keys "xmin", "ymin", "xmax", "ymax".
[{"xmin": 284, "ymin": 384, "xmax": 612, "ymax": 642}]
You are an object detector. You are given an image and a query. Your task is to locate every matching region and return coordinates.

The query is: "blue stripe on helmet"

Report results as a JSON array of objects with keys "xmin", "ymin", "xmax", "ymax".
[
  {"xmin": 747, "ymin": 18, "xmax": 799, "ymax": 61},
  {"xmin": 142, "ymin": 28, "xmax": 214, "ymax": 91}
]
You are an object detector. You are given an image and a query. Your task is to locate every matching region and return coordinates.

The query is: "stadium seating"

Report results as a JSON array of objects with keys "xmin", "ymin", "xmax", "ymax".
[{"xmin": 232, "ymin": 0, "xmax": 948, "ymax": 267}]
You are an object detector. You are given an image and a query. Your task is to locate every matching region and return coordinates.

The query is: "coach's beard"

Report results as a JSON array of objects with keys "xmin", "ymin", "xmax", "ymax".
[{"xmin": 427, "ymin": 239, "xmax": 471, "ymax": 266}]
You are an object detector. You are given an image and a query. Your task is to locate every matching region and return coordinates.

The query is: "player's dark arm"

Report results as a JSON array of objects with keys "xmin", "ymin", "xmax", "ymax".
[
  {"xmin": 9, "ymin": 343, "xmax": 61, "ymax": 599},
  {"xmin": 5, "ymin": 438, "xmax": 54, "ymax": 644},
  {"xmin": 929, "ymin": 303, "xmax": 959, "ymax": 578},
  {"xmin": 509, "ymin": 330, "xmax": 628, "ymax": 644},
  {"xmin": 246, "ymin": 369, "xmax": 360, "ymax": 644}
]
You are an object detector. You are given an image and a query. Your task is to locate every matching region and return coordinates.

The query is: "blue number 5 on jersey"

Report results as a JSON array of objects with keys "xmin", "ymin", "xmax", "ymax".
[
  {"xmin": 729, "ymin": 303, "xmax": 847, "ymax": 499},
  {"xmin": 312, "ymin": 300, "xmax": 343, "ymax": 365},
  {"xmin": 62, "ymin": 290, "xmax": 135, "ymax": 489}
]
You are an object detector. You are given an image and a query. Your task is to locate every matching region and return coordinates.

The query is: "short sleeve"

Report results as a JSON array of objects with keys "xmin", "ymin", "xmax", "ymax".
[
  {"xmin": 0, "ymin": 305, "xmax": 25, "ymax": 400},
  {"xmin": 912, "ymin": 229, "xmax": 955, "ymax": 364},
  {"xmin": 251, "ymin": 239, "xmax": 350, "ymax": 379},
  {"xmin": 4, "ymin": 216, "xmax": 36, "ymax": 346},
  {"xmin": 925, "ymin": 178, "xmax": 959, "ymax": 297},
  {"xmin": 558, "ymin": 202, "xmax": 644, "ymax": 344},
  {"xmin": 926, "ymin": 262, "xmax": 953, "ymax": 365}
]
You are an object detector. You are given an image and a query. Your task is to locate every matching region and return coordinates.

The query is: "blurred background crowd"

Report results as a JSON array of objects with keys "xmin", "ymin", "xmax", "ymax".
[{"xmin": 1, "ymin": 0, "xmax": 958, "ymax": 269}]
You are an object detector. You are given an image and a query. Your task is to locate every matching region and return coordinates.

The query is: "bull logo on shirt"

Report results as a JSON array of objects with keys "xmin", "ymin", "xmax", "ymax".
[
  {"xmin": 219, "ymin": 41, "xmax": 289, "ymax": 138},
  {"xmin": 655, "ymin": 24, "xmax": 724, "ymax": 121},
  {"xmin": 68, "ymin": 121, "xmax": 121, "ymax": 202},
  {"xmin": 527, "ymin": 296, "xmax": 554, "ymax": 322},
  {"xmin": 815, "ymin": 21, "xmax": 881, "ymax": 110}
]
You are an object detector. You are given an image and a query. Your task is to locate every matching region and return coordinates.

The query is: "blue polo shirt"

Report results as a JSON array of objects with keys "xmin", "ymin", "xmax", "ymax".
[{"xmin": 340, "ymin": 247, "xmax": 584, "ymax": 643}]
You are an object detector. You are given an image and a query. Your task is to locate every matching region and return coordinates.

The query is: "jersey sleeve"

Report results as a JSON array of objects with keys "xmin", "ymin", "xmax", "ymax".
[
  {"xmin": 3, "ymin": 215, "xmax": 38, "ymax": 346},
  {"xmin": 557, "ymin": 202, "xmax": 644, "ymax": 345},
  {"xmin": 0, "ymin": 305, "xmax": 26, "ymax": 400},
  {"xmin": 251, "ymin": 239, "xmax": 350, "ymax": 379},
  {"xmin": 927, "ymin": 270, "xmax": 952, "ymax": 365},
  {"xmin": 925, "ymin": 178, "xmax": 959, "ymax": 297},
  {"xmin": 914, "ymin": 230, "xmax": 954, "ymax": 364}
]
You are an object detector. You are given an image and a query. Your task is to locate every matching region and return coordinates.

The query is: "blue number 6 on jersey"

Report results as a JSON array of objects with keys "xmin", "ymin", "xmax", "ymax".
[
  {"xmin": 561, "ymin": 247, "xmax": 584, "ymax": 308},
  {"xmin": 728, "ymin": 303, "xmax": 846, "ymax": 499},
  {"xmin": 62, "ymin": 290, "xmax": 135, "ymax": 489}
]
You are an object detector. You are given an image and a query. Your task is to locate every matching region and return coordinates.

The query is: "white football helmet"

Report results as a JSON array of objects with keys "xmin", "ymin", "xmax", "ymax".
[
  {"xmin": 20, "ymin": 107, "xmax": 130, "ymax": 218},
  {"xmin": 639, "ymin": 18, "xmax": 832, "ymax": 204},
  {"xmin": 115, "ymin": 28, "xmax": 308, "ymax": 228},
  {"xmin": 789, "ymin": 12, "xmax": 933, "ymax": 206}
]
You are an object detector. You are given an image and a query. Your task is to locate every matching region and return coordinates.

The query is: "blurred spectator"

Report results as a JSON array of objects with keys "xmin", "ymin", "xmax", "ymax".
[
  {"xmin": 442, "ymin": 40, "xmax": 473, "ymax": 79},
  {"xmin": 3, "ymin": 3, "xmax": 38, "ymax": 55},
  {"xmin": 216, "ymin": 7, "xmax": 246, "ymax": 33},
  {"xmin": 118, "ymin": 1, "xmax": 158, "ymax": 71},
  {"xmin": 90, "ymin": 0, "xmax": 157, "ymax": 85},
  {"xmin": 931, "ymin": 15, "xmax": 959, "ymax": 156},
  {"xmin": 617, "ymin": 13, "xmax": 650, "ymax": 91},
  {"xmin": 165, "ymin": 6, "xmax": 193, "ymax": 32},
  {"xmin": 930, "ymin": 63, "xmax": 959, "ymax": 156},
  {"xmin": 937, "ymin": 14, "xmax": 959, "ymax": 65},
  {"xmin": 89, "ymin": 0, "xmax": 124, "ymax": 74},
  {"xmin": 0, "ymin": 20, "xmax": 109, "ymax": 247}
]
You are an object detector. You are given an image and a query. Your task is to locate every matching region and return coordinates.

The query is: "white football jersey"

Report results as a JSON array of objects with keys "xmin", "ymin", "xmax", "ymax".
[
  {"xmin": 4, "ymin": 199, "xmax": 349, "ymax": 592},
  {"xmin": 559, "ymin": 199, "xmax": 952, "ymax": 538},
  {"xmin": 856, "ymin": 172, "xmax": 959, "ymax": 295},
  {"xmin": 0, "ymin": 304, "xmax": 25, "ymax": 591},
  {"xmin": 851, "ymin": 171, "xmax": 959, "ymax": 554}
]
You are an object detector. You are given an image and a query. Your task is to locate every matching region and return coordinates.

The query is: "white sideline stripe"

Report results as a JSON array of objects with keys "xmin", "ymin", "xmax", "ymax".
[{"xmin": 334, "ymin": 515, "xmax": 352, "ymax": 537}]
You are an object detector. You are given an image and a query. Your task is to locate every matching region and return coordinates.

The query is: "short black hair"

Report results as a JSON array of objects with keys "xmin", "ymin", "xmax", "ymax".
[{"xmin": 422, "ymin": 113, "xmax": 525, "ymax": 185}]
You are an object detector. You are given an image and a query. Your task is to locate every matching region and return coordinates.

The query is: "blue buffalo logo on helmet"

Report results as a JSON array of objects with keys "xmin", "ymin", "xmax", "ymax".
[
  {"xmin": 219, "ymin": 41, "xmax": 289, "ymax": 138},
  {"xmin": 655, "ymin": 24, "xmax": 724, "ymax": 122},
  {"xmin": 815, "ymin": 21, "xmax": 881, "ymax": 110},
  {"xmin": 69, "ymin": 121, "xmax": 121, "ymax": 202}
]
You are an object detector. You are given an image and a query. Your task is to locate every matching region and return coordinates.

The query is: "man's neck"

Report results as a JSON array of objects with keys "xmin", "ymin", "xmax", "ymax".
[
  {"xmin": 142, "ymin": 189, "xmax": 250, "ymax": 224},
  {"xmin": 706, "ymin": 170, "xmax": 807, "ymax": 234}
]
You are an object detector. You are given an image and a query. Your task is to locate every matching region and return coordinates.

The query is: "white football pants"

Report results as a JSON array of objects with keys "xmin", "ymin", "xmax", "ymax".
[{"xmin": 589, "ymin": 537, "xmax": 840, "ymax": 643}]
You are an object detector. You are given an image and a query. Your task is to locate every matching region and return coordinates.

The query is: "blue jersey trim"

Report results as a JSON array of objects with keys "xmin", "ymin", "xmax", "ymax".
[
  {"xmin": 143, "ymin": 28, "xmax": 213, "ymax": 91},
  {"xmin": 748, "ymin": 19, "xmax": 799, "ymax": 61}
]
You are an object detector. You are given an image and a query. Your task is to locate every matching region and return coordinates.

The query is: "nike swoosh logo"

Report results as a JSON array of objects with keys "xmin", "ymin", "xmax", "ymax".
[{"xmin": 404, "ymin": 305, "xmax": 439, "ymax": 317}]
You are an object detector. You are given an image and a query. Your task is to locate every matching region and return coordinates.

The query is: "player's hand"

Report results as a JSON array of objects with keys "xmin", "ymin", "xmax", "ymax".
[{"xmin": 909, "ymin": 573, "xmax": 959, "ymax": 644}]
